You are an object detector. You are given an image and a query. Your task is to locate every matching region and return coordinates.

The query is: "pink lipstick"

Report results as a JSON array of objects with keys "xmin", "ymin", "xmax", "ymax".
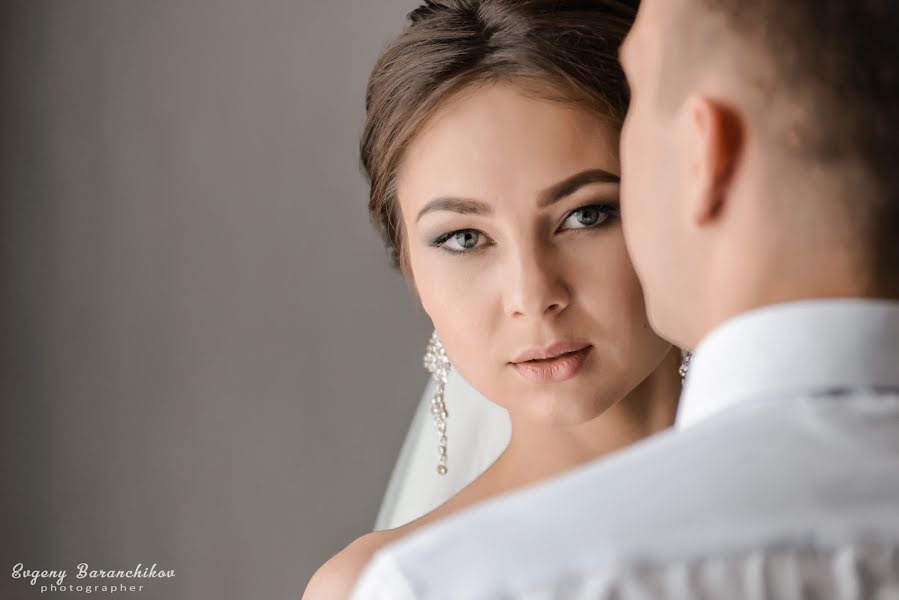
[{"xmin": 510, "ymin": 342, "xmax": 592, "ymax": 384}]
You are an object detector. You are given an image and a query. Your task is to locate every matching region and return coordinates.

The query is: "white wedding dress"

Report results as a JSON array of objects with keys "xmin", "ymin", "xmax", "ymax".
[{"xmin": 373, "ymin": 368, "xmax": 511, "ymax": 531}]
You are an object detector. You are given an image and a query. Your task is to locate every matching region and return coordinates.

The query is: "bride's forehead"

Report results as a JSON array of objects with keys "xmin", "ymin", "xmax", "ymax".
[
  {"xmin": 412, "ymin": 84, "xmax": 615, "ymax": 153},
  {"xmin": 397, "ymin": 96, "xmax": 618, "ymax": 207}
]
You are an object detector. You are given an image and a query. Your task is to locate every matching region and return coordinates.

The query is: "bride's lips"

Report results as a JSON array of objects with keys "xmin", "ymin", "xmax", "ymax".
[{"xmin": 509, "ymin": 341, "xmax": 593, "ymax": 384}]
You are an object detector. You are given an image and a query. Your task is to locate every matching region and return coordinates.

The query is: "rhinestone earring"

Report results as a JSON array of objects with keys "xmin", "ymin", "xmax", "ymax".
[
  {"xmin": 679, "ymin": 350, "xmax": 693, "ymax": 380},
  {"xmin": 423, "ymin": 331, "xmax": 451, "ymax": 475}
]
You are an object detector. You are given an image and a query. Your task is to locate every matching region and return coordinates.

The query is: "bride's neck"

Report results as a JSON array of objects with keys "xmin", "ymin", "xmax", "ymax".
[{"xmin": 491, "ymin": 350, "xmax": 682, "ymax": 490}]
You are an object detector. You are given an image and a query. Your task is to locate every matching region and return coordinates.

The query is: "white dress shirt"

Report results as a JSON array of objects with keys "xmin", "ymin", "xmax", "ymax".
[{"xmin": 351, "ymin": 299, "xmax": 899, "ymax": 599}]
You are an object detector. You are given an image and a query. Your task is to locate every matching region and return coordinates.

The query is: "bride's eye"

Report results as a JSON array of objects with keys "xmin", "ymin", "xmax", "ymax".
[
  {"xmin": 558, "ymin": 203, "xmax": 619, "ymax": 232},
  {"xmin": 432, "ymin": 229, "xmax": 489, "ymax": 254}
]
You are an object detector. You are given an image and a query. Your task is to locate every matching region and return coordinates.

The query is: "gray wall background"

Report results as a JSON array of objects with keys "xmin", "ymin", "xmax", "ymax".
[{"xmin": 0, "ymin": 1, "xmax": 430, "ymax": 598}]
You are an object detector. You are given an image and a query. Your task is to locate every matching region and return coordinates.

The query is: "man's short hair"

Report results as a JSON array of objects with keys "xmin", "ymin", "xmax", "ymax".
[{"xmin": 674, "ymin": 0, "xmax": 899, "ymax": 288}]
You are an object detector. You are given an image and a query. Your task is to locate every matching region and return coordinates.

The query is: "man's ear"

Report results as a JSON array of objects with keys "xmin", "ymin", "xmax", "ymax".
[{"xmin": 684, "ymin": 95, "xmax": 744, "ymax": 226}]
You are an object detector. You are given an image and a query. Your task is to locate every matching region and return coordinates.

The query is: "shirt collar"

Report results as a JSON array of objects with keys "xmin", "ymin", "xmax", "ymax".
[{"xmin": 676, "ymin": 298, "xmax": 899, "ymax": 430}]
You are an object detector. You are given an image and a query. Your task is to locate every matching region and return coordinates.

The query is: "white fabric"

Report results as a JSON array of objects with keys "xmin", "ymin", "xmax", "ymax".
[
  {"xmin": 352, "ymin": 298, "xmax": 899, "ymax": 599},
  {"xmin": 373, "ymin": 366, "xmax": 511, "ymax": 531},
  {"xmin": 677, "ymin": 299, "xmax": 899, "ymax": 430}
]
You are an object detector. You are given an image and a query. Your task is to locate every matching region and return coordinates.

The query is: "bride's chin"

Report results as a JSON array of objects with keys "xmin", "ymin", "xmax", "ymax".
[{"xmin": 513, "ymin": 387, "xmax": 616, "ymax": 426}]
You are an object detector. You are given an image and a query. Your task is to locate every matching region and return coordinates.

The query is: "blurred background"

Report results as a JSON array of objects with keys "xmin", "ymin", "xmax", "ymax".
[{"xmin": 0, "ymin": 1, "xmax": 430, "ymax": 598}]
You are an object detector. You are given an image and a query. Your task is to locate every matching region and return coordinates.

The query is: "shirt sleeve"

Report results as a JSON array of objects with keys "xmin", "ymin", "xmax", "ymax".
[{"xmin": 350, "ymin": 550, "xmax": 418, "ymax": 600}]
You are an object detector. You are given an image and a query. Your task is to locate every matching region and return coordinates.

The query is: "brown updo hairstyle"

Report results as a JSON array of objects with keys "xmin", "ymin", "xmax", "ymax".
[{"xmin": 361, "ymin": 0, "xmax": 638, "ymax": 276}]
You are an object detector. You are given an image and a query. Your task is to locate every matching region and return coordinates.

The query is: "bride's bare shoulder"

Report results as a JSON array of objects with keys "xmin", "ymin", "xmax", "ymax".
[
  {"xmin": 302, "ymin": 529, "xmax": 397, "ymax": 600},
  {"xmin": 302, "ymin": 465, "xmax": 509, "ymax": 598},
  {"xmin": 302, "ymin": 501, "xmax": 461, "ymax": 600}
]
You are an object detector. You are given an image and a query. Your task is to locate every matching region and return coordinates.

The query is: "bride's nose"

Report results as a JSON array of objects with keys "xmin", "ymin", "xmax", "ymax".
[{"xmin": 503, "ymin": 246, "xmax": 570, "ymax": 320}]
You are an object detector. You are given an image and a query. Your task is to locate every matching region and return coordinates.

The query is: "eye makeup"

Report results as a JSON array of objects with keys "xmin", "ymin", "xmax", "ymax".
[{"xmin": 427, "ymin": 200, "xmax": 620, "ymax": 256}]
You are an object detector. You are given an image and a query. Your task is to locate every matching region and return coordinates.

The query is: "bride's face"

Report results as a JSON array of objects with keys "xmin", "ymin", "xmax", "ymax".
[{"xmin": 396, "ymin": 81, "xmax": 672, "ymax": 425}]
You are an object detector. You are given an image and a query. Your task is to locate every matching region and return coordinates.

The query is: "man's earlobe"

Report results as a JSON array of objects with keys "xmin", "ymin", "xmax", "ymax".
[{"xmin": 687, "ymin": 95, "xmax": 744, "ymax": 226}]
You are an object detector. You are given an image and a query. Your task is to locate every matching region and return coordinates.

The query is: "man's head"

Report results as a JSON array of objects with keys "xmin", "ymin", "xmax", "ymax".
[{"xmin": 619, "ymin": 0, "xmax": 899, "ymax": 349}]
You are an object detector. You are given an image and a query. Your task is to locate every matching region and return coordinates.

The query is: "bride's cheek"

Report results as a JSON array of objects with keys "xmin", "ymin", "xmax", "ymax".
[{"xmin": 421, "ymin": 263, "xmax": 500, "ymax": 353}]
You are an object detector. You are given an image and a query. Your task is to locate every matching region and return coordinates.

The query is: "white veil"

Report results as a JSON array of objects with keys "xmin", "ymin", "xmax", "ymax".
[{"xmin": 373, "ymin": 367, "xmax": 511, "ymax": 531}]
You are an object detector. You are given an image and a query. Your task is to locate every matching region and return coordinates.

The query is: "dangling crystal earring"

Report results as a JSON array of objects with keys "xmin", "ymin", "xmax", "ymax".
[
  {"xmin": 423, "ymin": 331, "xmax": 451, "ymax": 476},
  {"xmin": 679, "ymin": 350, "xmax": 693, "ymax": 380}
]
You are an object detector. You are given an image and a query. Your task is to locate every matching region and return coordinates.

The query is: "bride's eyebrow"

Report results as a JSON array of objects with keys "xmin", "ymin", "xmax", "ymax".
[
  {"xmin": 538, "ymin": 168, "xmax": 620, "ymax": 208},
  {"xmin": 414, "ymin": 168, "xmax": 619, "ymax": 223},
  {"xmin": 416, "ymin": 197, "xmax": 492, "ymax": 223}
]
